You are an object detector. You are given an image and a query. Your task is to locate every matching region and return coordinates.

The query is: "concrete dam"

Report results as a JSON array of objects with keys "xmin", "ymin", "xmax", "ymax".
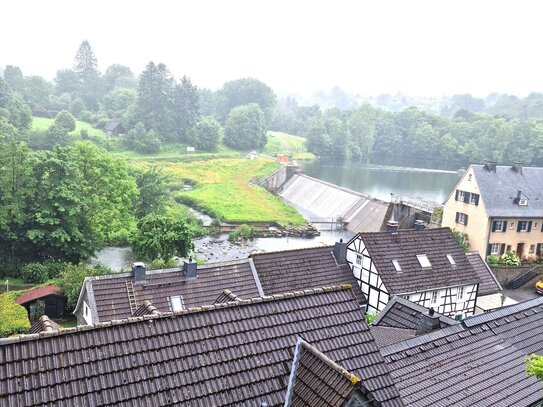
[{"xmin": 261, "ymin": 166, "xmax": 391, "ymax": 233}]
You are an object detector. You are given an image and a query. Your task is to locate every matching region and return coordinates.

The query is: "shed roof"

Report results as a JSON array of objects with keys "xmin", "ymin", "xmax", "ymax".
[
  {"xmin": 355, "ymin": 228, "xmax": 480, "ymax": 295},
  {"xmin": 0, "ymin": 286, "xmax": 402, "ymax": 407},
  {"xmin": 381, "ymin": 296, "xmax": 543, "ymax": 406},
  {"xmin": 16, "ymin": 285, "xmax": 62, "ymax": 305},
  {"xmin": 251, "ymin": 245, "xmax": 366, "ymax": 304},
  {"xmin": 76, "ymin": 258, "xmax": 262, "ymax": 322},
  {"xmin": 471, "ymin": 164, "xmax": 543, "ymax": 217},
  {"xmin": 465, "ymin": 251, "xmax": 502, "ymax": 295},
  {"xmin": 104, "ymin": 120, "xmax": 122, "ymax": 132}
]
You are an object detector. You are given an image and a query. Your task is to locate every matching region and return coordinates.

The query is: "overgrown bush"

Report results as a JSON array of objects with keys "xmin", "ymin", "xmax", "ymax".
[
  {"xmin": 486, "ymin": 255, "xmax": 500, "ymax": 266},
  {"xmin": 365, "ymin": 311, "xmax": 379, "ymax": 325},
  {"xmin": 148, "ymin": 258, "xmax": 178, "ymax": 270},
  {"xmin": 42, "ymin": 259, "xmax": 68, "ymax": 279},
  {"xmin": 20, "ymin": 263, "xmax": 49, "ymax": 284},
  {"xmin": 499, "ymin": 251, "xmax": 521, "ymax": 266},
  {"xmin": 228, "ymin": 224, "xmax": 258, "ymax": 242},
  {"xmin": 57, "ymin": 264, "xmax": 111, "ymax": 310},
  {"xmin": 0, "ymin": 291, "xmax": 30, "ymax": 337}
]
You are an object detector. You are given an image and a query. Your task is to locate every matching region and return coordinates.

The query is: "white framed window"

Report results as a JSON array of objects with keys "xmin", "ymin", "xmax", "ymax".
[
  {"xmin": 392, "ymin": 259, "xmax": 402, "ymax": 272},
  {"xmin": 529, "ymin": 245, "xmax": 535, "ymax": 254},
  {"xmin": 447, "ymin": 254, "xmax": 456, "ymax": 265},
  {"xmin": 492, "ymin": 220, "xmax": 505, "ymax": 232},
  {"xmin": 518, "ymin": 221, "xmax": 529, "ymax": 232},
  {"xmin": 457, "ymin": 286, "xmax": 465, "ymax": 301},
  {"xmin": 456, "ymin": 212, "xmax": 468, "ymax": 226},
  {"xmin": 469, "ymin": 193, "xmax": 479, "ymax": 205},
  {"xmin": 170, "ymin": 295, "xmax": 185, "ymax": 312},
  {"xmin": 356, "ymin": 254, "xmax": 362, "ymax": 265},
  {"xmin": 417, "ymin": 254, "xmax": 432, "ymax": 268},
  {"xmin": 83, "ymin": 301, "xmax": 92, "ymax": 324},
  {"xmin": 405, "ymin": 295, "xmax": 410, "ymax": 301},
  {"xmin": 458, "ymin": 190, "xmax": 466, "ymax": 201},
  {"xmin": 491, "ymin": 243, "xmax": 500, "ymax": 255},
  {"xmin": 430, "ymin": 291, "xmax": 438, "ymax": 305}
]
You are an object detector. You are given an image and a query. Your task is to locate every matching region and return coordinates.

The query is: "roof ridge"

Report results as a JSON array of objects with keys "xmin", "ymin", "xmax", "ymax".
[
  {"xmin": 462, "ymin": 296, "xmax": 543, "ymax": 327},
  {"xmin": 299, "ymin": 339, "xmax": 360, "ymax": 384},
  {"xmin": 249, "ymin": 245, "xmax": 333, "ymax": 257},
  {"xmin": 0, "ymin": 284, "xmax": 354, "ymax": 346}
]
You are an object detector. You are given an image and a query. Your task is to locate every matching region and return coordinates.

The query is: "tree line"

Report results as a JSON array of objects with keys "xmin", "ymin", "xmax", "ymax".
[{"xmin": 2, "ymin": 39, "xmax": 543, "ymax": 166}]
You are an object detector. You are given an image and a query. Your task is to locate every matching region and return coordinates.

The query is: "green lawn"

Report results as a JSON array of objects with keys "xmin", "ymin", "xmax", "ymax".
[
  {"xmin": 166, "ymin": 158, "xmax": 306, "ymax": 226},
  {"xmin": 263, "ymin": 131, "xmax": 316, "ymax": 160},
  {"xmin": 32, "ymin": 117, "xmax": 107, "ymax": 138}
]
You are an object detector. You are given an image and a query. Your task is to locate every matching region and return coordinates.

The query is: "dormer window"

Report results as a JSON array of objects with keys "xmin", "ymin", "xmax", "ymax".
[
  {"xmin": 392, "ymin": 260, "xmax": 402, "ymax": 272},
  {"xmin": 447, "ymin": 254, "xmax": 456, "ymax": 265},
  {"xmin": 170, "ymin": 295, "xmax": 185, "ymax": 312},
  {"xmin": 519, "ymin": 199, "xmax": 528, "ymax": 206},
  {"xmin": 417, "ymin": 254, "xmax": 432, "ymax": 268}
]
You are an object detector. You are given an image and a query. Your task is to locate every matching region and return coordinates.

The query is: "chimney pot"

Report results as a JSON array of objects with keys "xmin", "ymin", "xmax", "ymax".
[
  {"xmin": 387, "ymin": 221, "xmax": 399, "ymax": 234},
  {"xmin": 416, "ymin": 308, "xmax": 441, "ymax": 335},
  {"xmin": 333, "ymin": 240, "xmax": 348, "ymax": 265},
  {"xmin": 414, "ymin": 220, "xmax": 426, "ymax": 231},
  {"xmin": 184, "ymin": 257, "xmax": 197, "ymax": 278},
  {"xmin": 485, "ymin": 161, "xmax": 497, "ymax": 173},
  {"xmin": 132, "ymin": 262, "xmax": 146, "ymax": 283},
  {"xmin": 512, "ymin": 162, "xmax": 523, "ymax": 174}
]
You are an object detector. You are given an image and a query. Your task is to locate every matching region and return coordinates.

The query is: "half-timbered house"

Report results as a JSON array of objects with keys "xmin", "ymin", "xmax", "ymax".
[{"xmin": 346, "ymin": 224, "xmax": 480, "ymax": 318}]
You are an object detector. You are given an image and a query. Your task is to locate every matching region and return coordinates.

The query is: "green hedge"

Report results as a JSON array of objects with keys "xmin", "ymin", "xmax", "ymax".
[{"xmin": 0, "ymin": 292, "xmax": 30, "ymax": 337}]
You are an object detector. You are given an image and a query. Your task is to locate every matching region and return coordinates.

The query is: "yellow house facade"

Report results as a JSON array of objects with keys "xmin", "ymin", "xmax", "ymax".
[{"xmin": 443, "ymin": 162, "xmax": 543, "ymax": 260}]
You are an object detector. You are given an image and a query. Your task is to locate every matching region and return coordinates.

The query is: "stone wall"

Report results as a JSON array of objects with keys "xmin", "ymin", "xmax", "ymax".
[{"xmin": 491, "ymin": 265, "xmax": 542, "ymax": 287}]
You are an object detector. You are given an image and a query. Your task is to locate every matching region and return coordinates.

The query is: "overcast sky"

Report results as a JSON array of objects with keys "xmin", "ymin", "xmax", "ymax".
[{"xmin": 1, "ymin": 0, "xmax": 542, "ymax": 98}]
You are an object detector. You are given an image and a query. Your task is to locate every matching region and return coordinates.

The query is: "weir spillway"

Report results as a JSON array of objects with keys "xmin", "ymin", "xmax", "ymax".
[{"xmin": 277, "ymin": 173, "xmax": 391, "ymax": 233}]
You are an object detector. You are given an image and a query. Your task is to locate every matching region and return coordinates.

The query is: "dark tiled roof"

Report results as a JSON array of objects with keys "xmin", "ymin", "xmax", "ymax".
[
  {"xmin": 285, "ymin": 338, "xmax": 374, "ymax": 407},
  {"xmin": 356, "ymin": 228, "xmax": 480, "ymax": 295},
  {"xmin": 132, "ymin": 300, "xmax": 160, "ymax": 317},
  {"xmin": 472, "ymin": 164, "xmax": 543, "ymax": 217},
  {"xmin": 251, "ymin": 246, "xmax": 366, "ymax": 304},
  {"xmin": 372, "ymin": 297, "xmax": 458, "ymax": 330},
  {"xmin": 0, "ymin": 286, "xmax": 402, "ymax": 407},
  {"xmin": 466, "ymin": 251, "xmax": 502, "ymax": 295},
  {"xmin": 16, "ymin": 285, "xmax": 62, "ymax": 305},
  {"xmin": 369, "ymin": 326, "xmax": 417, "ymax": 348},
  {"xmin": 104, "ymin": 120, "xmax": 122, "ymax": 132},
  {"xmin": 28, "ymin": 315, "xmax": 60, "ymax": 334},
  {"xmin": 463, "ymin": 296, "xmax": 543, "ymax": 355},
  {"xmin": 381, "ymin": 297, "xmax": 543, "ymax": 407},
  {"xmin": 213, "ymin": 289, "xmax": 242, "ymax": 304},
  {"xmin": 78, "ymin": 258, "xmax": 262, "ymax": 322}
]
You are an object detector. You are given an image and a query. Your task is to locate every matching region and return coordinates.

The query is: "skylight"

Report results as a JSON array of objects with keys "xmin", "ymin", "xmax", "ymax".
[
  {"xmin": 170, "ymin": 295, "xmax": 185, "ymax": 312},
  {"xmin": 447, "ymin": 254, "xmax": 456, "ymax": 265},
  {"xmin": 392, "ymin": 260, "xmax": 402, "ymax": 272},
  {"xmin": 417, "ymin": 254, "xmax": 432, "ymax": 268}
]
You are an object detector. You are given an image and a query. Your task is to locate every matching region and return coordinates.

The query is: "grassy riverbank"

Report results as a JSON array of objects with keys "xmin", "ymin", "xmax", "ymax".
[{"xmin": 166, "ymin": 158, "xmax": 306, "ymax": 226}]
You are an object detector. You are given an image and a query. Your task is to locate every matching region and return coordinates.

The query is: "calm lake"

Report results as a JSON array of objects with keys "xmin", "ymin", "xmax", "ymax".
[
  {"xmin": 300, "ymin": 160, "xmax": 460, "ymax": 203},
  {"xmin": 93, "ymin": 160, "xmax": 461, "ymax": 270}
]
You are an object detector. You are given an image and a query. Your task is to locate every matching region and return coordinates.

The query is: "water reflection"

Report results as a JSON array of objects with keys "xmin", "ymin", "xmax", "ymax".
[{"xmin": 301, "ymin": 160, "xmax": 460, "ymax": 203}]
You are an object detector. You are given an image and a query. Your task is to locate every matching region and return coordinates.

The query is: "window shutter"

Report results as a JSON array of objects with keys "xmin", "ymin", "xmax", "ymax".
[
  {"xmin": 502, "ymin": 221, "xmax": 507, "ymax": 232},
  {"xmin": 517, "ymin": 222, "xmax": 522, "ymax": 232},
  {"xmin": 486, "ymin": 244, "xmax": 492, "ymax": 256},
  {"xmin": 455, "ymin": 212, "xmax": 459, "ymax": 223},
  {"xmin": 500, "ymin": 244, "xmax": 506, "ymax": 255},
  {"xmin": 536, "ymin": 243, "xmax": 542, "ymax": 257},
  {"xmin": 474, "ymin": 194, "xmax": 479, "ymax": 205},
  {"xmin": 464, "ymin": 214, "xmax": 468, "ymax": 225},
  {"xmin": 492, "ymin": 221, "xmax": 497, "ymax": 232},
  {"xmin": 528, "ymin": 221, "xmax": 533, "ymax": 232},
  {"xmin": 455, "ymin": 190, "xmax": 460, "ymax": 201},
  {"xmin": 463, "ymin": 193, "xmax": 470, "ymax": 203}
]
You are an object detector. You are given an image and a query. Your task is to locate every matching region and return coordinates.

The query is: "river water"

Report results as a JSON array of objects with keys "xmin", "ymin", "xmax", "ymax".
[{"xmin": 93, "ymin": 160, "xmax": 461, "ymax": 270}]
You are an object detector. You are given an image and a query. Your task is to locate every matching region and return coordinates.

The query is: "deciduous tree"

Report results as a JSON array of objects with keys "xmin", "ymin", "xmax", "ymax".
[{"xmin": 223, "ymin": 104, "xmax": 267, "ymax": 150}]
